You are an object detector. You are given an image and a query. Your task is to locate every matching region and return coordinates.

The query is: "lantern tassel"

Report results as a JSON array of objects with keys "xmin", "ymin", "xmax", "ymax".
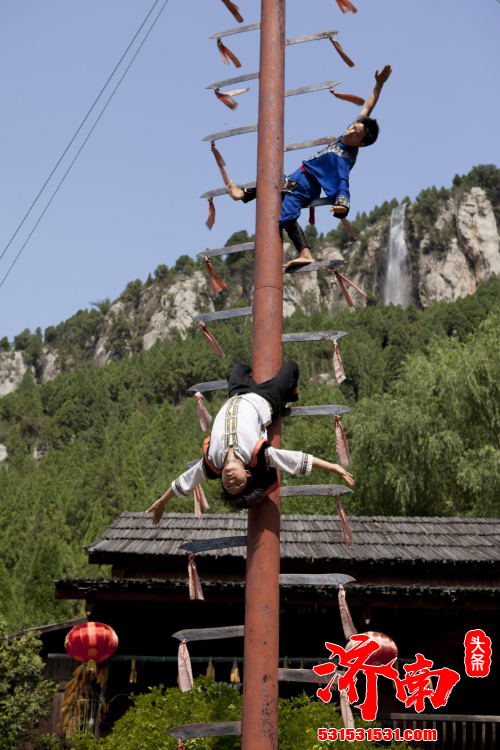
[
  {"xmin": 283, "ymin": 655, "xmax": 290, "ymax": 669},
  {"xmin": 198, "ymin": 321, "xmax": 225, "ymax": 358},
  {"xmin": 333, "ymin": 340, "xmax": 346, "ymax": 385},
  {"xmin": 330, "ymin": 37, "xmax": 355, "ymax": 67},
  {"xmin": 230, "ymin": 657, "xmax": 241, "ymax": 684},
  {"xmin": 206, "ymin": 197, "xmax": 216, "ymax": 230},
  {"xmin": 335, "ymin": 0, "xmax": 358, "ymax": 14},
  {"xmin": 336, "ymin": 497, "xmax": 353, "ymax": 549},
  {"xmin": 335, "ymin": 416, "xmax": 351, "ymax": 467},
  {"xmin": 206, "ymin": 656, "xmax": 216, "ymax": 679},
  {"xmin": 188, "ymin": 552, "xmax": 205, "ymax": 600},
  {"xmin": 217, "ymin": 37, "xmax": 242, "ymax": 68},
  {"xmin": 178, "ymin": 639, "xmax": 194, "ymax": 692},
  {"xmin": 214, "ymin": 86, "xmax": 249, "ymax": 111},
  {"xmin": 211, "ymin": 141, "xmax": 230, "ymax": 185},
  {"xmin": 338, "ymin": 583, "xmax": 358, "ymax": 641},
  {"xmin": 205, "ymin": 257, "xmax": 228, "ymax": 294},
  {"xmin": 194, "ymin": 391, "xmax": 212, "ymax": 431},
  {"xmin": 340, "ymin": 689, "xmax": 355, "ymax": 728},
  {"xmin": 330, "ymin": 87, "xmax": 365, "ymax": 107},
  {"xmin": 220, "ymin": 0, "xmax": 244, "ymax": 23},
  {"xmin": 129, "ymin": 657, "xmax": 137, "ymax": 684}
]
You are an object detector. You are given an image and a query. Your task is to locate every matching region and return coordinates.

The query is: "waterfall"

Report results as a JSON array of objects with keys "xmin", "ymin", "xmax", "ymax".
[{"xmin": 383, "ymin": 203, "xmax": 410, "ymax": 308}]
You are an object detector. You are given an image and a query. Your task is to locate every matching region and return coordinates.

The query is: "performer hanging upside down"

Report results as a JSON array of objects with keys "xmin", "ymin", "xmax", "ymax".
[
  {"xmin": 227, "ymin": 65, "xmax": 392, "ymax": 269},
  {"xmin": 147, "ymin": 361, "xmax": 354, "ymax": 521}
]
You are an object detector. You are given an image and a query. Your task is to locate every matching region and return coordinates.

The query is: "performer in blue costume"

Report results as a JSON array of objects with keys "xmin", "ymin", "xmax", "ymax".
[{"xmin": 227, "ymin": 65, "xmax": 392, "ymax": 269}]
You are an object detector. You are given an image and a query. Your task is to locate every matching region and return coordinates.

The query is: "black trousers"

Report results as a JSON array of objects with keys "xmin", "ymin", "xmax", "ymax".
[{"xmin": 228, "ymin": 361, "xmax": 299, "ymax": 417}]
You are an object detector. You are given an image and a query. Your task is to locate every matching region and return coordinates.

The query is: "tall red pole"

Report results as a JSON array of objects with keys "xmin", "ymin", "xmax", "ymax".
[{"xmin": 241, "ymin": 0, "xmax": 285, "ymax": 746}]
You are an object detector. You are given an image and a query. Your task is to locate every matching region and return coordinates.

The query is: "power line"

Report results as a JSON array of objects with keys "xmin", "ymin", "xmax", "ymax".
[
  {"xmin": 0, "ymin": 0, "xmax": 170, "ymax": 292},
  {"xmin": 0, "ymin": 0, "xmax": 161, "ymax": 266}
]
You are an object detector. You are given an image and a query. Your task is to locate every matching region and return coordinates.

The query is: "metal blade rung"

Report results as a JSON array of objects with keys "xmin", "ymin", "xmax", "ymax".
[
  {"xmin": 285, "ymin": 135, "xmax": 336, "ymax": 152},
  {"xmin": 280, "ymin": 574, "xmax": 356, "ymax": 587},
  {"xmin": 282, "ymin": 330, "xmax": 347, "ymax": 343},
  {"xmin": 203, "ymin": 129, "xmax": 337, "ymax": 153},
  {"xmin": 285, "ymin": 80, "xmax": 340, "ymax": 98},
  {"xmin": 284, "ymin": 259, "xmax": 344, "ymax": 274},
  {"xmin": 284, "ymin": 405, "xmax": 351, "ymax": 417},
  {"xmin": 202, "ymin": 125, "xmax": 257, "ymax": 142},
  {"xmin": 280, "ymin": 484, "xmax": 352, "ymax": 497},
  {"xmin": 168, "ymin": 722, "xmax": 241, "ymax": 741},
  {"xmin": 207, "ymin": 72, "xmax": 259, "ymax": 90},
  {"xmin": 172, "ymin": 625, "xmax": 244, "ymax": 642},
  {"xmin": 193, "ymin": 306, "xmax": 252, "ymax": 323},
  {"xmin": 179, "ymin": 536, "xmax": 247, "ymax": 553},
  {"xmin": 210, "ymin": 23, "xmax": 261, "ymax": 39},
  {"xmin": 201, "ymin": 186, "xmax": 339, "ymax": 206},
  {"xmin": 197, "ymin": 242, "xmax": 254, "ymax": 260},
  {"xmin": 285, "ymin": 30, "xmax": 338, "ymax": 45},
  {"xmin": 278, "ymin": 668, "xmax": 333, "ymax": 684},
  {"xmin": 188, "ymin": 379, "xmax": 229, "ymax": 394}
]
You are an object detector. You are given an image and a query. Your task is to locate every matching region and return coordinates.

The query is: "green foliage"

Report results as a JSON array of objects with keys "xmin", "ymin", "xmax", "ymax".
[
  {"xmin": 424, "ymin": 224, "xmax": 453, "ymax": 256},
  {"xmin": 412, "ymin": 186, "xmax": 451, "ymax": 241},
  {"xmin": 71, "ymin": 677, "xmax": 412, "ymax": 750},
  {"xmin": 0, "ymin": 614, "xmax": 58, "ymax": 750},
  {"xmin": 0, "ymin": 337, "xmax": 10, "ymax": 353}
]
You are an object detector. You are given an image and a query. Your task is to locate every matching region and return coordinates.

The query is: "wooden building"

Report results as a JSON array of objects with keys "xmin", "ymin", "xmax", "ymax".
[{"xmin": 52, "ymin": 512, "xmax": 500, "ymax": 744}]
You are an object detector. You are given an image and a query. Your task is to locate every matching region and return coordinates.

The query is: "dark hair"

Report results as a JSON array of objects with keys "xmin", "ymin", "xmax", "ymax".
[
  {"xmin": 220, "ymin": 480, "xmax": 267, "ymax": 510},
  {"xmin": 358, "ymin": 116, "xmax": 379, "ymax": 147}
]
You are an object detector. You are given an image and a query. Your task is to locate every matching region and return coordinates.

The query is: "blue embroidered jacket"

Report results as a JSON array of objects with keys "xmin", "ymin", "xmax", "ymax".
[{"xmin": 302, "ymin": 136, "xmax": 358, "ymax": 212}]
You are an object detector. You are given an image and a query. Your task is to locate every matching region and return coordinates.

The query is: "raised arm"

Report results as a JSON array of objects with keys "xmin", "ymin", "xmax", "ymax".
[
  {"xmin": 146, "ymin": 459, "xmax": 206, "ymax": 525},
  {"xmin": 360, "ymin": 65, "xmax": 392, "ymax": 118},
  {"xmin": 267, "ymin": 448, "xmax": 354, "ymax": 486}
]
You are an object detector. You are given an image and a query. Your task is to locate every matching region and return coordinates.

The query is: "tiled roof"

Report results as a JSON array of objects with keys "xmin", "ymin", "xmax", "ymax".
[{"xmin": 86, "ymin": 512, "xmax": 500, "ymax": 564}]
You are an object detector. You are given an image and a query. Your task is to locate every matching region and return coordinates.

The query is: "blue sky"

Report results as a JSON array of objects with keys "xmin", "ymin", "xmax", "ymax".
[{"xmin": 0, "ymin": 0, "xmax": 499, "ymax": 340}]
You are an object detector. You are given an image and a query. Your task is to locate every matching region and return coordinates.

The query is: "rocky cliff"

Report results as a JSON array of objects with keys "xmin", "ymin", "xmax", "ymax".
[{"xmin": 1, "ymin": 180, "xmax": 499, "ymax": 398}]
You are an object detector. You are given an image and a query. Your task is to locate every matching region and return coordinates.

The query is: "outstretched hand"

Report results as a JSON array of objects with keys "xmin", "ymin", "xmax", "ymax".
[
  {"xmin": 334, "ymin": 465, "xmax": 355, "ymax": 487},
  {"xmin": 375, "ymin": 65, "xmax": 392, "ymax": 87},
  {"xmin": 146, "ymin": 497, "xmax": 167, "ymax": 526}
]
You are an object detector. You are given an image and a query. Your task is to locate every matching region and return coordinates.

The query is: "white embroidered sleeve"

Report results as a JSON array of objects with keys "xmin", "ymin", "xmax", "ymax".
[
  {"xmin": 171, "ymin": 460, "xmax": 206, "ymax": 498},
  {"xmin": 267, "ymin": 448, "xmax": 313, "ymax": 476}
]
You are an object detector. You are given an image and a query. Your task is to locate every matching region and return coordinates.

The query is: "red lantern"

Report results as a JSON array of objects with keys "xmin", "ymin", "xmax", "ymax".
[
  {"xmin": 65, "ymin": 622, "xmax": 118, "ymax": 673},
  {"xmin": 346, "ymin": 631, "xmax": 398, "ymax": 667}
]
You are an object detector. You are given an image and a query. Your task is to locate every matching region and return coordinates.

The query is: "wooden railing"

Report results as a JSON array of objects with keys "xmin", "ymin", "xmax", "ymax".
[{"xmin": 377, "ymin": 713, "xmax": 499, "ymax": 750}]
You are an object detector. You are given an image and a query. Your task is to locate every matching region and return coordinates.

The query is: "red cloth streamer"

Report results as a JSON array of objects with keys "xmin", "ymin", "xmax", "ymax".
[
  {"xmin": 194, "ymin": 484, "xmax": 210, "ymax": 518},
  {"xmin": 198, "ymin": 321, "xmax": 225, "ymax": 358},
  {"xmin": 178, "ymin": 740, "xmax": 185, "ymax": 750},
  {"xmin": 335, "ymin": 0, "xmax": 358, "ymax": 13},
  {"xmin": 205, "ymin": 257, "xmax": 228, "ymax": 295},
  {"xmin": 188, "ymin": 552, "xmax": 205, "ymax": 601},
  {"xmin": 211, "ymin": 141, "xmax": 229, "ymax": 185},
  {"xmin": 217, "ymin": 38, "xmax": 242, "ymax": 68},
  {"xmin": 178, "ymin": 640, "xmax": 193, "ymax": 692},
  {"xmin": 220, "ymin": 0, "xmax": 244, "ymax": 23},
  {"xmin": 330, "ymin": 38, "xmax": 355, "ymax": 67},
  {"xmin": 340, "ymin": 689, "xmax": 355, "ymax": 729},
  {"xmin": 340, "ymin": 217, "xmax": 357, "ymax": 239},
  {"xmin": 206, "ymin": 197, "xmax": 215, "ymax": 230},
  {"xmin": 336, "ymin": 497, "xmax": 353, "ymax": 549},
  {"xmin": 214, "ymin": 87, "xmax": 249, "ymax": 111},
  {"xmin": 334, "ymin": 269, "xmax": 367, "ymax": 309},
  {"xmin": 333, "ymin": 340, "xmax": 346, "ymax": 385},
  {"xmin": 309, "ymin": 207, "xmax": 315, "ymax": 226},
  {"xmin": 330, "ymin": 88, "xmax": 365, "ymax": 107},
  {"xmin": 335, "ymin": 416, "xmax": 351, "ymax": 467},
  {"xmin": 194, "ymin": 391, "xmax": 212, "ymax": 431},
  {"xmin": 338, "ymin": 583, "xmax": 358, "ymax": 641}
]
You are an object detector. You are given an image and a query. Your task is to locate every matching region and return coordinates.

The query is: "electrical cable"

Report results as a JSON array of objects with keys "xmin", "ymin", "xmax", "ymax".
[
  {"xmin": 0, "ymin": 0, "xmax": 170, "ymax": 291},
  {"xmin": 0, "ymin": 0, "xmax": 161, "ymax": 266}
]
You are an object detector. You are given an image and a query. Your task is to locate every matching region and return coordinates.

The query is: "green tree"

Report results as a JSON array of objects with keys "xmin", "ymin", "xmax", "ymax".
[
  {"xmin": 0, "ymin": 614, "xmax": 58, "ymax": 750},
  {"xmin": 23, "ymin": 539, "xmax": 73, "ymax": 627},
  {"xmin": 0, "ymin": 337, "xmax": 10, "ymax": 353}
]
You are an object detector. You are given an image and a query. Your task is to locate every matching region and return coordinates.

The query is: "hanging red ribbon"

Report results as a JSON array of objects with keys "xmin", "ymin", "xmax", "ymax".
[
  {"xmin": 198, "ymin": 321, "xmax": 225, "ymax": 358},
  {"xmin": 214, "ymin": 87, "xmax": 249, "ymax": 111},
  {"xmin": 330, "ymin": 87, "xmax": 365, "ymax": 107},
  {"xmin": 194, "ymin": 484, "xmax": 210, "ymax": 518},
  {"xmin": 309, "ymin": 207, "xmax": 315, "ymax": 226},
  {"xmin": 334, "ymin": 269, "xmax": 367, "ymax": 310},
  {"xmin": 217, "ymin": 38, "xmax": 242, "ymax": 68},
  {"xmin": 338, "ymin": 583, "xmax": 358, "ymax": 641},
  {"xmin": 336, "ymin": 497, "xmax": 353, "ymax": 549},
  {"xmin": 188, "ymin": 552, "xmax": 205, "ymax": 601},
  {"xmin": 220, "ymin": 0, "xmax": 244, "ymax": 23},
  {"xmin": 178, "ymin": 740, "xmax": 185, "ymax": 750},
  {"xmin": 194, "ymin": 391, "xmax": 212, "ymax": 431},
  {"xmin": 211, "ymin": 141, "xmax": 229, "ymax": 185},
  {"xmin": 330, "ymin": 38, "xmax": 355, "ymax": 67},
  {"xmin": 178, "ymin": 640, "xmax": 194, "ymax": 692},
  {"xmin": 206, "ymin": 197, "xmax": 216, "ymax": 230},
  {"xmin": 333, "ymin": 340, "xmax": 346, "ymax": 385},
  {"xmin": 335, "ymin": 0, "xmax": 358, "ymax": 13},
  {"xmin": 340, "ymin": 689, "xmax": 355, "ymax": 729},
  {"xmin": 205, "ymin": 257, "xmax": 228, "ymax": 295},
  {"xmin": 335, "ymin": 416, "xmax": 351, "ymax": 467},
  {"xmin": 340, "ymin": 217, "xmax": 357, "ymax": 239}
]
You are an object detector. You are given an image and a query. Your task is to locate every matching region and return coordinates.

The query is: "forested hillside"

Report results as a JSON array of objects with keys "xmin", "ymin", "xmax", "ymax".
[{"xmin": 1, "ymin": 274, "xmax": 500, "ymax": 631}]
